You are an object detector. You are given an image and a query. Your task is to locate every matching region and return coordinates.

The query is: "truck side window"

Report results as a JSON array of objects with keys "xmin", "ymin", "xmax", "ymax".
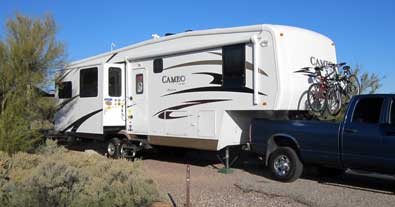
[
  {"xmin": 352, "ymin": 98, "xmax": 383, "ymax": 124},
  {"xmin": 222, "ymin": 44, "xmax": 246, "ymax": 88},
  {"xmin": 390, "ymin": 100, "xmax": 395, "ymax": 125}
]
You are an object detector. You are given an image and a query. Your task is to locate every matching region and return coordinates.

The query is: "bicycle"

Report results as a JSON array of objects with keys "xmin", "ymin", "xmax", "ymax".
[
  {"xmin": 326, "ymin": 65, "xmax": 360, "ymax": 115},
  {"xmin": 306, "ymin": 65, "xmax": 336, "ymax": 113}
]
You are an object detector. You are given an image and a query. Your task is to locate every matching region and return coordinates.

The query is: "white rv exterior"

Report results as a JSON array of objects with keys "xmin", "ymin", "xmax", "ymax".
[{"xmin": 54, "ymin": 24, "xmax": 336, "ymax": 151}]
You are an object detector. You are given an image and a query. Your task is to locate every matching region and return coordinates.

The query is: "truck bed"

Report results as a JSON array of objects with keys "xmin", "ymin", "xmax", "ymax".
[{"xmin": 251, "ymin": 119, "xmax": 342, "ymax": 167}]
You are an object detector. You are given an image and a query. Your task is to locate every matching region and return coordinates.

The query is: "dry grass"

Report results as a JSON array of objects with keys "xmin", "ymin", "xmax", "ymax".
[{"xmin": 0, "ymin": 140, "xmax": 159, "ymax": 207}]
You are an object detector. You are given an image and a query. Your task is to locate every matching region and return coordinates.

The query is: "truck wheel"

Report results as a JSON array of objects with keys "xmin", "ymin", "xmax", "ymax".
[
  {"xmin": 268, "ymin": 147, "xmax": 303, "ymax": 182},
  {"xmin": 107, "ymin": 138, "xmax": 121, "ymax": 158}
]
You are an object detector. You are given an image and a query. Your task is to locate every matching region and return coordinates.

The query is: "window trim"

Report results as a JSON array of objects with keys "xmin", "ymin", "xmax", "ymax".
[
  {"xmin": 389, "ymin": 99, "xmax": 395, "ymax": 125},
  {"xmin": 79, "ymin": 67, "xmax": 98, "ymax": 98}
]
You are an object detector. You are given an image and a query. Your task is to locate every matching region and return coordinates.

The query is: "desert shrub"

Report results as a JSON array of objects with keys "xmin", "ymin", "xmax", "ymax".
[
  {"xmin": 34, "ymin": 139, "xmax": 66, "ymax": 155},
  {"xmin": 0, "ymin": 141, "xmax": 159, "ymax": 207},
  {"xmin": 0, "ymin": 14, "xmax": 65, "ymax": 154}
]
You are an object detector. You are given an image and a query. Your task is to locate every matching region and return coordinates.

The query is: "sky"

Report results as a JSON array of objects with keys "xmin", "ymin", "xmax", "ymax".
[{"xmin": 1, "ymin": 0, "xmax": 395, "ymax": 92}]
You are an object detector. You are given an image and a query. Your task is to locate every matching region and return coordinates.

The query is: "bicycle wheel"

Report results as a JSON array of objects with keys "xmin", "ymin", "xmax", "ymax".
[
  {"xmin": 345, "ymin": 75, "xmax": 360, "ymax": 99},
  {"xmin": 327, "ymin": 86, "xmax": 342, "ymax": 116},
  {"xmin": 307, "ymin": 83, "xmax": 327, "ymax": 113}
]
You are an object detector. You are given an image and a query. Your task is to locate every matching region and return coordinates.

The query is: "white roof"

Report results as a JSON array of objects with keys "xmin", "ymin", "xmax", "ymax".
[{"xmin": 66, "ymin": 24, "xmax": 332, "ymax": 69}]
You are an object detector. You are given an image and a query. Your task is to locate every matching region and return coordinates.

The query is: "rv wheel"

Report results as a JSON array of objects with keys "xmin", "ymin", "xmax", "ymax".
[
  {"xmin": 107, "ymin": 138, "xmax": 121, "ymax": 158},
  {"xmin": 120, "ymin": 141, "xmax": 139, "ymax": 160},
  {"xmin": 268, "ymin": 147, "xmax": 303, "ymax": 182}
]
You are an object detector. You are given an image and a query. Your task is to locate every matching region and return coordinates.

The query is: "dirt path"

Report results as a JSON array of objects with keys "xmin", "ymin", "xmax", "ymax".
[
  {"xmin": 142, "ymin": 149, "xmax": 395, "ymax": 207},
  {"xmin": 143, "ymin": 153, "xmax": 307, "ymax": 207}
]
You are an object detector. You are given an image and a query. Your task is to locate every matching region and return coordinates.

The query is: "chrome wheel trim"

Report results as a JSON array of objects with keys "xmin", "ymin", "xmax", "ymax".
[
  {"xmin": 107, "ymin": 142, "xmax": 116, "ymax": 156},
  {"xmin": 273, "ymin": 155, "xmax": 291, "ymax": 177},
  {"xmin": 120, "ymin": 144, "xmax": 128, "ymax": 158}
]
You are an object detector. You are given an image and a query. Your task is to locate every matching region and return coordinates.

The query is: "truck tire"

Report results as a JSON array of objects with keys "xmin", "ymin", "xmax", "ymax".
[
  {"xmin": 268, "ymin": 147, "xmax": 303, "ymax": 182},
  {"xmin": 107, "ymin": 138, "xmax": 121, "ymax": 159}
]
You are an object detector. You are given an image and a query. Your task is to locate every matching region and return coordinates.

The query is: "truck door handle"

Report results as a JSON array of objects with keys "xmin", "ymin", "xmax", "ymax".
[{"xmin": 344, "ymin": 128, "xmax": 358, "ymax": 134}]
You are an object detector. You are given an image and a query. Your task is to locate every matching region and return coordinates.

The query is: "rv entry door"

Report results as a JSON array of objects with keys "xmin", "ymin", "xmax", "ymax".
[
  {"xmin": 103, "ymin": 63, "xmax": 126, "ymax": 127},
  {"xmin": 127, "ymin": 67, "xmax": 148, "ymax": 133}
]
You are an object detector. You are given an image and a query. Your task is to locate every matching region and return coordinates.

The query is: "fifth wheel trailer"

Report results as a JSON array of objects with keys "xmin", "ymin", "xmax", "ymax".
[{"xmin": 54, "ymin": 24, "xmax": 337, "ymax": 158}]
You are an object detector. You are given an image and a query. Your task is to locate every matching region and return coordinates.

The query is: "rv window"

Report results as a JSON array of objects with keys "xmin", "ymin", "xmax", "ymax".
[
  {"xmin": 222, "ymin": 44, "xmax": 246, "ymax": 88},
  {"xmin": 80, "ymin": 67, "xmax": 98, "ymax": 97},
  {"xmin": 108, "ymin": 67, "xmax": 122, "ymax": 97},
  {"xmin": 153, "ymin": 58, "xmax": 163, "ymax": 73},
  {"xmin": 58, "ymin": 81, "xmax": 72, "ymax": 99},
  {"xmin": 136, "ymin": 74, "xmax": 144, "ymax": 94}
]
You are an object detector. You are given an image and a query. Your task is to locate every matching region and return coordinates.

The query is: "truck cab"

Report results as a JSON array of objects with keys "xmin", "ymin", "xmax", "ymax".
[{"xmin": 341, "ymin": 95, "xmax": 395, "ymax": 173}]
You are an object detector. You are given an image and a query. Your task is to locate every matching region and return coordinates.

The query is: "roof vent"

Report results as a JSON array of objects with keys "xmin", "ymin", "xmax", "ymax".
[{"xmin": 151, "ymin": 34, "xmax": 160, "ymax": 39}]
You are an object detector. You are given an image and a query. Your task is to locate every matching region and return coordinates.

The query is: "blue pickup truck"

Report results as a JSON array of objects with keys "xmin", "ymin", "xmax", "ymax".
[{"xmin": 251, "ymin": 94, "xmax": 395, "ymax": 182}]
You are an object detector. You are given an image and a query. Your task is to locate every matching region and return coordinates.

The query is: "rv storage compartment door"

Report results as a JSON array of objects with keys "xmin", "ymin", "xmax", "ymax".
[
  {"xmin": 198, "ymin": 111, "xmax": 216, "ymax": 137},
  {"xmin": 103, "ymin": 63, "xmax": 126, "ymax": 127},
  {"xmin": 165, "ymin": 111, "xmax": 190, "ymax": 136}
]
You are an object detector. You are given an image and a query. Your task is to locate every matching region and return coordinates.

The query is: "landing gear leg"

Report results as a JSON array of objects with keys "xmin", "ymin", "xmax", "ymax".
[{"xmin": 218, "ymin": 147, "xmax": 234, "ymax": 174}]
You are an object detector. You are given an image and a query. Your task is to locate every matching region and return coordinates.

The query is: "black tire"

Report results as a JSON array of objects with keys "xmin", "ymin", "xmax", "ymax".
[
  {"xmin": 120, "ymin": 141, "xmax": 139, "ymax": 160},
  {"xmin": 326, "ymin": 86, "xmax": 342, "ymax": 116},
  {"xmin": 307, "ymin": 83, "xmax": 327, "ymax": 113},
  {"xmin": 268, "ymin": 147, "xmax": 303, "ymax": 182},
  {"xmin": 317, "ymin": 167, "xmax": 345, "ymax": 177},
  {"xmin": 346, "ymin": 75, "xmax": 360, "ymax": 99},
  {"xmin": 119, "ymin": 141, "xmax": 129, "ymax": 159},
  {"xmin": 107, "ymin": 137, "xmax": 121, "ymax": 158}
]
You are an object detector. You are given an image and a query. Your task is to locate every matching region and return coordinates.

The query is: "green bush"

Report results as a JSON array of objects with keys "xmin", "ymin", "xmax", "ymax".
[
  {"xmin": 0, "ymin": 140, "xmax": 159, "ymax": 207},
  {"xmin": 0, "ymin": 14, "xmax": 65, "ymax": 154}
]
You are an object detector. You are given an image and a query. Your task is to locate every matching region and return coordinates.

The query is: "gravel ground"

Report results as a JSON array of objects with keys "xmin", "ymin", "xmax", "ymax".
[
  {"xmin": 143, "ymin": 154, "xmax": 308, "ymax": 207},
  {"xmin": 141, "ymin": 149, "xmax": 395, "ymax": 207},
  {"xmin": 66, "ymin": 141, "xmax": 395, "ymax": 207}
]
